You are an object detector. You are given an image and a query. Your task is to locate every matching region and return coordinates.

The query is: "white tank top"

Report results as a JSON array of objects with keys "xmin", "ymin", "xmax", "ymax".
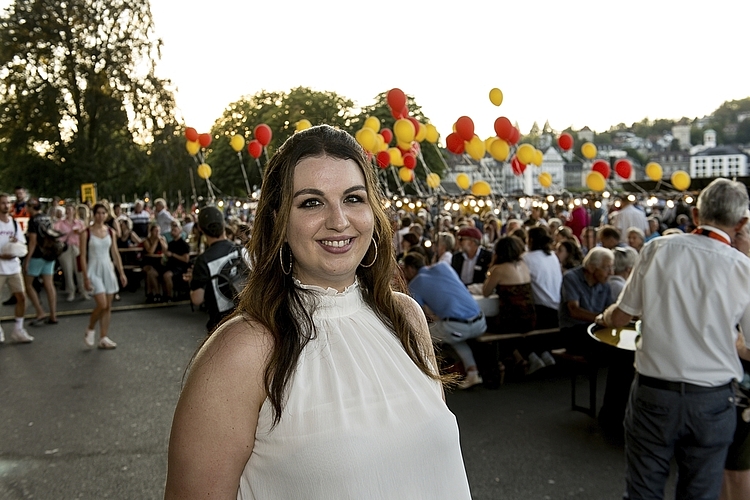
[{"xmin": 237, "ymin": 281, "xmax": 471, "ymax": 499}]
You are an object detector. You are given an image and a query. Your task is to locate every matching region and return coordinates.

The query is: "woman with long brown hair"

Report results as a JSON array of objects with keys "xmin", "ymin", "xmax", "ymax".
[{"xmin": 165, "ymin": 125, "xmax": 470, "ymax": 499}]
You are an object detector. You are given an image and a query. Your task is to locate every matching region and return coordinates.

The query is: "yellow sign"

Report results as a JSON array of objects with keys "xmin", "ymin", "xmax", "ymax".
[{"xmin": 81, "ymin": 183, "xmax": 97, "ymax": 204}]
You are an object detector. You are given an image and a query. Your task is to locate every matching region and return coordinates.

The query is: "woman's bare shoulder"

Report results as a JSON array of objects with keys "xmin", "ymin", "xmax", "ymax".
[{"xmin": 192, "ymin": 314, "xmax": 273, "ymax": 375}]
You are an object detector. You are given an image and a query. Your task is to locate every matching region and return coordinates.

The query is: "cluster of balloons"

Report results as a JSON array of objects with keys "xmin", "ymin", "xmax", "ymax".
[
  {"xmin": 185, "ymin": 127, "xmax": 213, "ymax": 180},
  {"xmin": 185, "ymin": 127, "xmax": 211, "ymax": 156},
  {"xmin": 353, "ymin": 88, "xmax": 441, "ymax": 187},
  {"xmin": 585, "ymin": 159, "xmax": 633, "ymax": 191},
  {"xmin": 244, "ymin": 124, "xmax": 272, "ymax": 159}
]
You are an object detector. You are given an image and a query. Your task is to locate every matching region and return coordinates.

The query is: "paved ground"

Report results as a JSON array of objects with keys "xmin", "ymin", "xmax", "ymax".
[{"xmin": 0, "ymin": 288, "xmax": 670, "ymax": 499}]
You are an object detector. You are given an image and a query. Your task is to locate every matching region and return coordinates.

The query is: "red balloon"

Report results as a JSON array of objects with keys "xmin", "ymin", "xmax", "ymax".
[
  {"xmin": 557, "ymin": 132, "xmax": 574, "ymax": 151},
  {"xmin": 185, "ymin": 127, "xmax": 198, "ymax": 142},
  {"xmin": 403, "ymin": 153, "xmax": 416, "ymax": 169},
  {"xmin": 387, "ymin": 88, "xmax": 407, "ymax": 112},
  {"xmin": 615, "ymin": 159, "xmax": 633, "ymax": 179},
  {"xmin": 254, "ymin": 124, "xmax": 272, "ymax": 146},
  {"xmin": 390, "ymin": 107, "xmax": 403, "ymax": 120},
  {"xmin": 376, "ymin": 150, "xmax": 391, "ymax": 169},
  {"xmin": 511, "ymin": 156, "xmax": 527, "ymax": 176},
  {"xmin": 198, "ymin": 133, "xmax": 212, "ymax": 148},
  {"xmin": 407, "ymin": 116, "xmax": 420, "ymax": 137},
  {"xmin": 247, "ymin": 139, "xmax": 263, "ymax": 159},
  {"xmin": 508, "ymin": 127, "xmax": 520, "ymax": 145},
  {"xmin": 494, "ymin": 117, "xmax": 513, "ymax": 141},
  {"xmin": 381, "ymin": 128, "xmax": 393, "ymax": 144},
  {"xmin": 592, "ymin": 159, "xmax": 611, "ymax": 179},
  {"xmin": 455, "ymin": 116, "xmax": 475, "ymax": 142},
  {"xmin": 446, "ymin": 133, "xmax": 465, "ymax": 154}
]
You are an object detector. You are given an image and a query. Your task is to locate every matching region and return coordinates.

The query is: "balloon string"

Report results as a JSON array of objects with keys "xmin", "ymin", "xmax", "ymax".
[
  {"xmin": 390, "ymin": 167, "xmax": 405, "ymax": 196},
  {"xmin": 237, "ymin": 152, "xmax": 252, "ymax": 197}
]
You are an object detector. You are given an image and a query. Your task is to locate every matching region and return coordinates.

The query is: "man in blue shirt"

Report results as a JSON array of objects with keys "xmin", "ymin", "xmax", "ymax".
[{"xmin": 402, "ymin": 253, "xmax": 486, "ymax": 389}]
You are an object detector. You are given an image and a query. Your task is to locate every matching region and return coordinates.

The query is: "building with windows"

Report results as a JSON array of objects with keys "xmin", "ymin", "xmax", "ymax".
[
  {"xmin": 650, "ymin": 151, "xmax": 691, "ymax": 178},
  {"xmin": 690, "ymin": 146, "xmax": 749, "ymax": 178}
]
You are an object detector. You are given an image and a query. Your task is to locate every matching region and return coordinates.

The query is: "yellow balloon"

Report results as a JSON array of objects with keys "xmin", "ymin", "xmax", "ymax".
[
  {"xmin": 489, "ymin": 138, "xmax": 510, "ymax": 162},
  {"xmin": 538, "ymin": 172, "xmax": 552, "ymax": 188},
  {"xmin": 532, "ymin": 149, "xmax": 544, "ymax": 167},
  {"xmin": 364, "ymin": 116, "xmax": 380, "ymax": 132},
  {"xmin": 425, "ymin": 123, "xmax": 439, "ymax": 144},
  {"xmin": 581, "ymin": 142, "xmax": 597, "ymax": 160},
  {"xmin": 186, "ymin": 140, "xmax": 200, "ymax": 156},
  {"xmin": 295, "ymin": 119, "xmax": 312, "ymax": 132},
  {"xmin": 465, "ymin": 135, "xmax": 486, "ymax": 161},
  {"xmin": 586, "ymin": 171, "xmax": 606, "ymax": 192},
  {"xmin": 456, "ymin": 173, "xmax": 470, "ymax": 191},
  {"xmin": 471, "ymin": 180, "xmax": 491, "ymax": 197},
  {"xmin": 671, "ymin": 170, "xmax": 691, "ymax": 191},
  {"xmin": 375, "ymin": 134, "xmax": 387, "ymax": 152},
  {"xmin": 229, "ymin": 134, "xmax": 245, "ymax": 153},
  {"xmin": 388, "ymin": 147, "xmax": 404, "ymax": 167},
  {"xmin": 485, "ymin": 136, "xmax": 496, "ymax": 151},
  {"xmin": 645, "ymin": 162, "xmax": 663, "ymax": 181},
  {"xmin": 197, "ymin": 163, "xmax": 212, "ymax": 180},
  {"xmin": 393, "ymin": 118, "xmax": 415, "ymax": 144},
  {"xmin": 516, "ymin": 143, "xmax": 535, "ymax": 165},
  {"xmin": 426, "ymin": 173, "xmax": 441, "ymax": 189},
  {"xmin": 489, "ymin": 88, "xmax": 504, "ymax": 106},
  {"xmin": 398, "ymin": 167, "xmax": 414, "ymax": 183},
  {"xmin": 415, "ymin": 122, "xmax": 427, "ymax": 142},
  {"xmin": 356, "ymin": 127, "xmax": 377, "ymax": 152}
]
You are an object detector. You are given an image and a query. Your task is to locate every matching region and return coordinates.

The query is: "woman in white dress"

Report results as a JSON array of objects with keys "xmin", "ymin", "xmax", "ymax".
[
  {"xmin": 165, "ymin": 125, "xmax": 471, "ymax": 499},
  {"xmin": 79, "ymin": 203, "xmax": 127, "ymax": 349}
]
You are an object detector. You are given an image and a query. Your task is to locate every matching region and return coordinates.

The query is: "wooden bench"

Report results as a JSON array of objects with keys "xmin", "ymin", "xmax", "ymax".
[
  {"xmin": 551, "ymin": 348, "xmax": 598, "ymax": 418},
  {"xmin": 474, "ymin": 328, "xmax": 561, "ymax": 386},
  {"xmin": 476, "ymin": 327, "xmax": 561, "ymax": 344}
]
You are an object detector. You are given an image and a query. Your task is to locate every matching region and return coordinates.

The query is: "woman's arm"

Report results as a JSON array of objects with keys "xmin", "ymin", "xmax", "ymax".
[
  {"xmin": 482, "ymin": 266, "xmax": 500, "ymax": 297},
  {"xmin": 143, "ymin": 237, "xmax": 158, "ymax": 255},
  {"xmin": 165, "ymin": 317, "xmax": 270, "ymax": 499},
  {"xmin": 80, "ymin": 230, "xmax": 90, "ymax": 290}
]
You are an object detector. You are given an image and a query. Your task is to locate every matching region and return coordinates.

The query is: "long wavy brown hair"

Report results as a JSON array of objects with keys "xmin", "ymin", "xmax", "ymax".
[{"xmin": 237, "ymin": 125, "xmax": 440, "ymax": 426}]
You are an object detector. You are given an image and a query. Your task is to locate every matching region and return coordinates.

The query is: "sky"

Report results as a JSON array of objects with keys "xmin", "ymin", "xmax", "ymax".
[{"xmin": 3, "ymin": 0, "xmax": 750, "ymax": 144}]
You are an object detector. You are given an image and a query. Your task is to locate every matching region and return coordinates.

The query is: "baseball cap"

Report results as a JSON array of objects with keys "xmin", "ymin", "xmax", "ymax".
[
  {"xmin": 457, "ymin": 227, "xmax": 482, "ymax": 242},
  {"xmin": 198, "ymin": 206, "xmax": 225, "ymax": 237}
]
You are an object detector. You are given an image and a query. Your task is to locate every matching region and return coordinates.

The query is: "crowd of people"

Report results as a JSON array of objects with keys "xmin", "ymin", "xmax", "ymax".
[{"xmin": 4, "ymin": 126, "xmax": 750, "ymax": 499}]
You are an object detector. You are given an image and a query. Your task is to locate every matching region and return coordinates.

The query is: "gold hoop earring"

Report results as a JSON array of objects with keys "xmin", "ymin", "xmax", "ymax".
[
  {"xmin": 279, "ymin": 245, "xmax": 293, "ymax": 275},
  {"xmin": 359, "ymin": 238, "xmax": 378, "ymax": 268}
]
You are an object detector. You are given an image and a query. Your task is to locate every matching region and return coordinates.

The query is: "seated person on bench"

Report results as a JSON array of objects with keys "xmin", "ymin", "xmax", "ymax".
[{"xmin": 401, "ymin": 252, "xmax": 487, "ymax": 389}]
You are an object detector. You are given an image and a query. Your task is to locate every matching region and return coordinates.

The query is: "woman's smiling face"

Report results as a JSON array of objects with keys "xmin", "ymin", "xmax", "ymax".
[{"xmin": 285, "ymin": 155, "xmax": 374, "ymax": 291}]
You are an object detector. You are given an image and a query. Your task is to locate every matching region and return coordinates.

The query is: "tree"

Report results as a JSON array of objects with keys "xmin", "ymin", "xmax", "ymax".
[
  {"xmin": 0, "ymin": 0, "xmax": 178, "ymax": 198},
  {"xmin": 204, "ymin": 87, "xmax": 356, "ymax": 197}
]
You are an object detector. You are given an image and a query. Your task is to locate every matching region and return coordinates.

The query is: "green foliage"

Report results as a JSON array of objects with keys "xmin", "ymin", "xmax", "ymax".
[
  {"xmin": 0, "ymin": 0, "xmax": 178, "ymax": 199},
  {"xmin": 204, "ymin": 87, "xmax": 356, "ymax": 197}
]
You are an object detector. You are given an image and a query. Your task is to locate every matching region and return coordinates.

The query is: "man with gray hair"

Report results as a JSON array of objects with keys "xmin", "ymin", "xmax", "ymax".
[
  {"xmin": 598, "ymin": 178, "xmax": 750, "ymax": 499},
  {"xmin": 558, "ymin": 246, "xmax": 615, "ymax": 354},
  {"xmin": 607, "ymin": 246, "xmax": 638, "ymax": 300}
]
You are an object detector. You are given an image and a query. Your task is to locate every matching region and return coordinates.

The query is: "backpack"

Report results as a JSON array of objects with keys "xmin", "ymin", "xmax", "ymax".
[
  {"xmin": 36, "ymin": 215, "xmax": 65, "ymax": 261},
  {"xmin": 208, "ymin": 244, "xmax": 250, "ymax": 314}
]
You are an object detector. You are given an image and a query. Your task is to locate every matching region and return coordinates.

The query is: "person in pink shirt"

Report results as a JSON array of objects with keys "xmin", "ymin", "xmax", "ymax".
[
  {"xmin": 566, "ymin": 204, "xmax": 590, "ymax": 240},
  {"xmin": 54, "ymin": 205, "xmax": 89, "ymax": 302}
]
